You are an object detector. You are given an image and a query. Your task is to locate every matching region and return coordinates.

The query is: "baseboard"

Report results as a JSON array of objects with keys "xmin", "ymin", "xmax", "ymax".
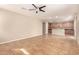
[{"xmin": 0, "ymin": 34, "xmax": 42, "ymax": 45}]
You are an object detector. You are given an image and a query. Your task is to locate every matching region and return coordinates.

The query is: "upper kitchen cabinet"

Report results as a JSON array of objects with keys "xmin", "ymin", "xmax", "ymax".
[{"xmin": 51, "ymin": 21, "xmax": 74, "ymax": 29}]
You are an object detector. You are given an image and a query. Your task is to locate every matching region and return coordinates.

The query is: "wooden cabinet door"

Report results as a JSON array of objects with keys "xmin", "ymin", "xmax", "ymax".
[{"xmin": 65, "ymin": 29, "xmax": 74, "ymax": 36}]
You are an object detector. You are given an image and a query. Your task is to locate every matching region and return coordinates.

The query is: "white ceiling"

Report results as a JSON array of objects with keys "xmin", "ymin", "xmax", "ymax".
[{"xmin": 0, "ymin": 4, "xmax": 78, "ymax": 22}]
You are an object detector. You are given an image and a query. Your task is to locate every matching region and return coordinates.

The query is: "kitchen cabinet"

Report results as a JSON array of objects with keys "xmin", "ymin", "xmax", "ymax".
[{"xmin": 51, "ymin": 21, "xmax": 74, "ymax": 29}]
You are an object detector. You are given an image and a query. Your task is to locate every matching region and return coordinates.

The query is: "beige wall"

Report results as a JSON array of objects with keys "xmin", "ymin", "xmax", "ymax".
[{"xmin": 0, "ymin": 9, "xmax": 42, "ymax": 43}]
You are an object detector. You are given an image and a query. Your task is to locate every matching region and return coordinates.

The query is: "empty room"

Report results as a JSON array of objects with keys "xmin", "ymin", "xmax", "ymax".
[{"xmin": 0, "ymin": 4, "xmax": 79, "ymax": 55}]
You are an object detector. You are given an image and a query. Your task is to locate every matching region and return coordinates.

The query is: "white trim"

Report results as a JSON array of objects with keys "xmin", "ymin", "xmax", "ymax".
[{"xmin": 0, "ymin": 34, "xmax": 42, "ymax": 45}]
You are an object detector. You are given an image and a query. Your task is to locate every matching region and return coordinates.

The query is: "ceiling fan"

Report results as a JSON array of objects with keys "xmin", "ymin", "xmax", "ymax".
[{"xmin": 29, "ymin": 4, "xmax": 46, "ymax": 13}]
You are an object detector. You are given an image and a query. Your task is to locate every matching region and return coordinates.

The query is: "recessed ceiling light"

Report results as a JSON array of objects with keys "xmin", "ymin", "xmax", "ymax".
[{"xmin": 56, "ymin": 16, "xmax": 58, "ymax": 18}]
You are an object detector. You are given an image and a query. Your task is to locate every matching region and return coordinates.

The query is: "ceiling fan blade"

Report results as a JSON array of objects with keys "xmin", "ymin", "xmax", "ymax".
[
  {"xmin": 41, "ymin": 10, "xmax": 45, "ymax": 12},
  {"xmin": 32, "ymin": 4, "xmax": 37, "ymax": 9},
  {"xmin": 39, "ymin": 6, "xmax": 46, "ymax": 9},
  {"xmin": 22, "ymin": 7, "xmax": 27, "ymax": 10},
  {"xmin": 28, "ymin": 9, "xmax": 36, "ymax": 10},
  {"xmin": 39, "ymin": 7, "xmax": 45, "ymax": 12}
]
